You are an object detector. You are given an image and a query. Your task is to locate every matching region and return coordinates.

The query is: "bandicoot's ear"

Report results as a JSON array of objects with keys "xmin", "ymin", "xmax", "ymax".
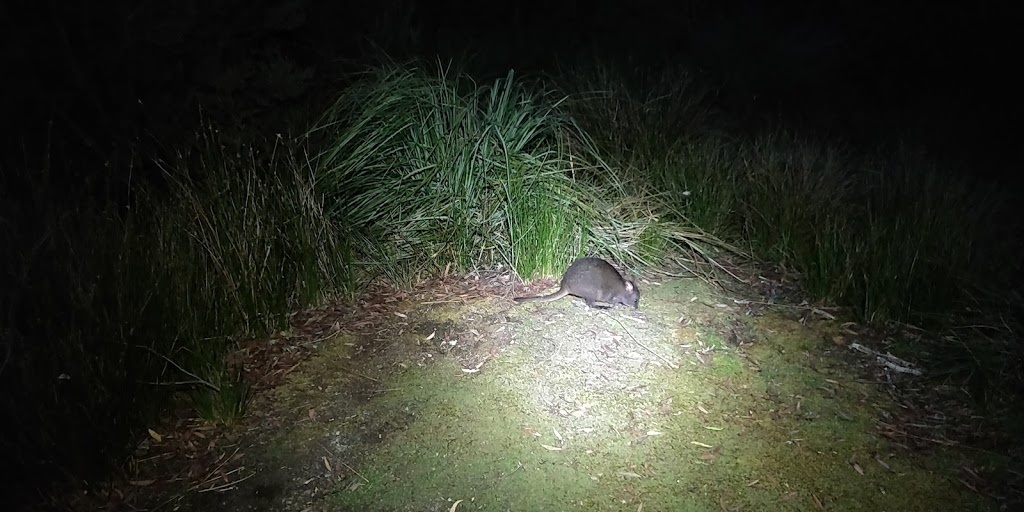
[{"xmin": 625, "ymin": 281, "xmax": 634, "ymax": 291}]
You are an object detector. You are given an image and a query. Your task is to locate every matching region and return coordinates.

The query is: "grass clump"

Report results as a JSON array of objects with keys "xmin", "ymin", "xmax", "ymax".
[
  {"xmin": 559, "ymin": 62, "xmax": 1021, "ymax": 413},
  {"xmin": 730, "ymin": 135, "xmax": 1011, "ymax": 325},
  {"xmin": 145, "ymin": 124, "xmax": 355, "ymax": 419},
  {"xmin": 307, "ymin": 62, "xmax": 670, "ymax": 283},
  {"xmin": 557, "ymin": 63, "xmax": 738, "ymax": 237},
  {"xmin": 152, "ymin": 125, "xmax": 354, "ymax": 337},
  {"xmin": 561, "ymin": 63, "xmax": 1016, "ymax": 326},
  {"xmin": 0, "ymin": 123, "xmax": 353, "ymax": 503}
]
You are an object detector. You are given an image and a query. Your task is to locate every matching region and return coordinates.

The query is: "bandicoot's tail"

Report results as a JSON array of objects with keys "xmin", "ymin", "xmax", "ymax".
[{"xmin": 513, "ymin": 288, "xmax": 570, "ymax": 303}]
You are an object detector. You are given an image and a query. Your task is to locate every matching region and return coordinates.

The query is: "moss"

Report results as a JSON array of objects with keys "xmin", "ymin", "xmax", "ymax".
[{"xmin": 222, "ymin": 276, "xmax": 994, "ymax": 511}]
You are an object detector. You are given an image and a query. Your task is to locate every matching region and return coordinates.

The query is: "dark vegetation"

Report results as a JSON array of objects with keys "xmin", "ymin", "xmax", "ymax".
[{"xmin": 1, "ymin": 0, "xmax": 1020, "ymax": 508}]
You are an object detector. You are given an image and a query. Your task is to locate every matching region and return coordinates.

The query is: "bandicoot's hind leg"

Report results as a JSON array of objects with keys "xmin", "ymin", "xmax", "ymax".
[{"xmin": 583, "ymin": 298, "xmax": 610, "ymax": 309}]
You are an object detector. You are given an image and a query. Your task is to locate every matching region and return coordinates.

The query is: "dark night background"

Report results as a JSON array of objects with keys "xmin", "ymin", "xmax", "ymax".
[
  {"xmin": 1, "ymin": 0, "xmax": 1022, "ymax": 508},
  {"xmin": 3, "ymin": 0, "xmax": 1020, "ymax": 180}
]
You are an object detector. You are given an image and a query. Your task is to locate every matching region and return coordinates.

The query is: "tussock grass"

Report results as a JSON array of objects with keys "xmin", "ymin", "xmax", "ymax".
[
  {"xmin": 560, "ymin": 61, "xmax": 1021, "ymax": 413},
  {"xmin": 0, "ymin": 172, "xmax": 158, "ymax": 485},
  {"xmin": 0, "ymin": 124, "xmax": 352, "ymax": 501},
  {"xmin": 732, "ymin": 135, "xmax": 1011, "ymax": 324},
  {"xmin": 153, "ymin": 125, "xmax": 354, "ymax": 338},
  {"xmin": 560, "ymin": 63, "xmax": 1016, "ymax": 326},
  {"xmin": 147, "ymin": 124, "xmax": 354, "ymax": 415},
  {"xmin": 306, "ymin": 62, "xmax": 704, "ymax": 283}
]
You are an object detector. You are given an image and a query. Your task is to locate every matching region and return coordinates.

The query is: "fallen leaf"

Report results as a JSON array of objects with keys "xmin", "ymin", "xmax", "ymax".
[
  {"xmin": 448, "ymin": 499, "xmax": 463, "ymax": 512},
  {"xmin": 129, "ymin": 480, "xmax": 156, "ymax": 487},
  {"xmin": 147, "ymin": 429, "xmax": 162, "ymax": 443}
]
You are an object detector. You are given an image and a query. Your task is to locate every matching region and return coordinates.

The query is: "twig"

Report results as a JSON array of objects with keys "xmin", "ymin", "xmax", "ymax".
[
  {"xmin": 154, "ymin": 448, "xmax": 244, "ymax": 510},
  {"xmin": 337, "ymin": 459, "xmax": 370, "ymax": 483},
  {"xmin": 684, "ymin": 240, "xmax": 743, "ymax": 283},
  {"xmin": 602, "ymin": 312, "xmax": 679, "ymax": 370},
  {"xmin": 337, "ymin": 365, "xmax": 382, "ymax": 384},
  {"xmin": 189, "ymin": 447, "xmax": 241, "ymax": 491},
  {"xmin": 198, "ymin": 470, "xmax": 255, "ymax": 493},
  {"xmin": 730, "ymin": 298, "xmax": 840, "ymax": 311},
  {"xmin": 0, "ymin": 337, "xmax": 11, "ymax": 378},
  {"xmin": 320, "ymin": 443, "xmax": 370, "ymax": 483},
  {"xmin": 309, "ymin": 328, "xmax": 343, "ymax": 344},
  {"xmin": 849, "ymin": 343, "xmax": 924, "ymax": 376},
  {"xmin": 143, "ymin": 379, "xmax": 221, "ymax": 388},
  {"xmin": 135, "ymin": 345, "xmax": 220, "ymax": 392}
]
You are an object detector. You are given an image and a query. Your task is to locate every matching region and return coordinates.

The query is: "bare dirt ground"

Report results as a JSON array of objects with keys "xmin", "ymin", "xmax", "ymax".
[{"xmin": 71, "ymin": 261, "xmax": 1014, "ymax": 511}]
